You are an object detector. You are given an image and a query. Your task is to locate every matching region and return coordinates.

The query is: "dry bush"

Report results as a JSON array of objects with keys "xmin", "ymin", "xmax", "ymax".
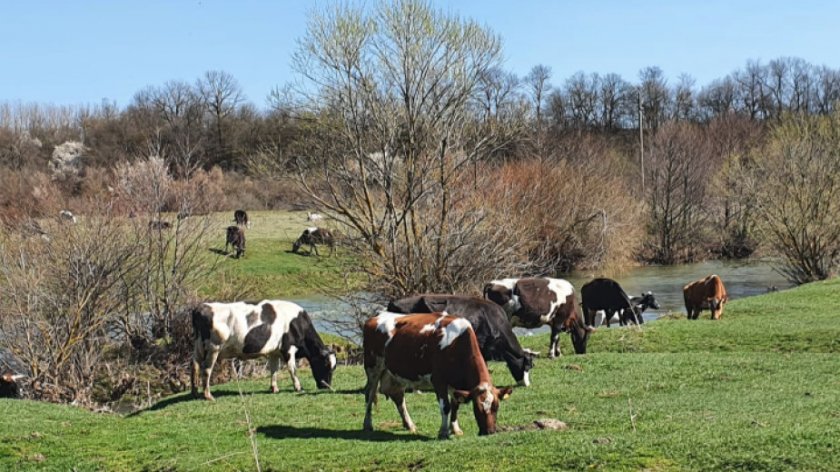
[
  {"xmin": 747, "ymin": 112, "xmax": 840, "ymax": 283},
  {"xmin": 480, "ymin": 158, "xmax": 643, "ymax": 273},
  {"xmin": 0, "ymin": 170, "xmax": 62, "ymax": 226}
]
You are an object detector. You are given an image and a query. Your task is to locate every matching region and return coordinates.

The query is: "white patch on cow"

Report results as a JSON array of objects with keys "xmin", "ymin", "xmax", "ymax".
[
  {"xmin": 438, "ymin": 317, "xmax": 471, "ymax": 349},
  {"xmin": 420, "ymin": 323, "xmax": 436, "ymax": 334},
  {"xmin": 329, "ymin": 353, "xmax": 337, "ymax": 370},
  {"xmin": 374, "ymin": 311, "xmax": 405, "ymax": 345},
  {"xmin": 521, "ymin": 370, "xmax": 531, "ymax": 387},
  {"xmin": 542, "ymin": 278, "xmax": 575, "ymax": 324},
  {"xmin": 287, "ymin": 345, "xmax": 298, "ymax": 361},
  {"xmin": 488, "ymin": 278, "xmax": 522, "ymax": 314},
  {"xmin": 306, "ymin": 227, "xmax": 318, "ymax": 233},
  {"xmin": 480, "ymin": 383, "xmax": 494, "ymax": 412}
]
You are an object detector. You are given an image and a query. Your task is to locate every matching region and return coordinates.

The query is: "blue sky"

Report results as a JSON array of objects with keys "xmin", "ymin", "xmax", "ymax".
[{"xmin": 2, "ymin": 0, "xmax": 839, "ymax": 108}]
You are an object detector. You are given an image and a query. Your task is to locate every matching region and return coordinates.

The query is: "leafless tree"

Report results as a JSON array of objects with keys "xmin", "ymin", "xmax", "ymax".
[
  {"xmin": 747, "ymin": 111, "xmax": 840, "ymax": 283},
  {"xmin": 565, "ymin": 72, "xmax": 599, "ymax": 128},
  {"xmin": 197, "ymin": 70, "xmax": 244, "ymax": 166},
  {"xmin": 645, "ymin": 122, "xmax": 710, "ymax": 263},
  {"xmin": 671, "ymin": 74, "xmax": 696, "ymax": 121},
  {"xmin": 639, "ymin": 66, "xmax": 670, "ymax": 129},
  {"xmin": 292, "ymin": 0, "xmax": 529, "ymax": 321}
]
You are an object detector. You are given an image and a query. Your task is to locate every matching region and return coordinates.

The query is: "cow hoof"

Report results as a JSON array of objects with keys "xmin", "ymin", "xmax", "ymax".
[
  {"xmin": 452, "ymin": 428, "xmax": 464, "ymax": 436},
  {"xmin": 270, "ymin": 386, "xmax": 279, "ymax": 393},
  {"xmin": 363, "ymin": 423, "xmax": 373, "ymax": 432},
  {"xmin": 438, "ymin": 432, "xmax": 451, "ymax": 440},
  {"xmin": 204, "ymin": 393, "xmax": 215, "ymax": 402},
  {"xmin": 191, "ymin": 389, "xmax": 200, "ymax": 399}
]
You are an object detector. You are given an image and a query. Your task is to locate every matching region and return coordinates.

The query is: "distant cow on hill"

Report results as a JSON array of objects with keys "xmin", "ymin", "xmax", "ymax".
[
  {"xmin": 225, "ymin": 225, "xmax": 246, "ymax": 258},
  {"xmin": 234, "ymin": 209, "xmax": 251, "ymax": 228},
  {"xmin": 148, "ymin": 220, "xmax": 172, "ymax": 231},
  {"xmin": 292, "ymin": 227, "xmax": 336, "ymax": 256},
  {"xmin": 59, "ymin": 210, "xmax": 77, "ymax": 224},
  {"xmin": 0, "ymin": 371, "xmax": 24, "ymax": 398},
  {"xmin": 684, "ymin": 274, "xmax": 728, "ymax": 320}
]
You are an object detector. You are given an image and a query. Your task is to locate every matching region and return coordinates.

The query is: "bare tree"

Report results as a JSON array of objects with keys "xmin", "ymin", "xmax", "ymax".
[
  {"xmin": 747, "ymin": 111, "xmax": 840, "ymax": 283},
  {"xmin": 292, "ymin": 0, "xmax": 528, "ymax": 311},
  {"xmin": 524, "ymin": 64, "xmax": 552, "ymax": 137},
  {"xmin": 671, "ymin": 74, "xmax": 696, "ymax": 121},
  {"xmin": 645, "ymin": 122, "xmax": 710, "ymax": 263},
  {"xmin": 197, "ymin": 70, "xmax": 244, "ymax": 167},
  {"xmin": 639, "ymin": 66, "xmax": 670, "ymax": 129}
]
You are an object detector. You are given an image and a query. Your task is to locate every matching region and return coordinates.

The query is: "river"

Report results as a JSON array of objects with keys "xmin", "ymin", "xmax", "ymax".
[{"xmin": 290, "ymin": 259, "xmax": 793, "ymax": 337}]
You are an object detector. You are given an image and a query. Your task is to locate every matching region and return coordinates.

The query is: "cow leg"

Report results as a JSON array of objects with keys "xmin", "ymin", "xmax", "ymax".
[
  {"xmin": 201, "ymin": 349, "xmax": 220, "ymax": 401},
  {"xmin": 437, "ymin": 394, "xmax": 453, "ymax": 439},
  {"xmin": 285, "ymin": 347, "xmax": 302, "ymax": 392},
  {"xmin": 191, "ymin": 340, "xmax": 203, "ymax": 398},
  {"xmin": 549, "ymin": 324, "xmax": 562, "ymax": 358},
  {"xmin": 448, "ymin": 392, "xmax": 464, "ymax": 436},
  {"xmin": 380, "ymin": 372, "xmax": 415, "ymax": 432},
  {"xmin": 363, "ymin": 363, "xmax": 384, "ymax": 431},
  {"xmin": 267, "ymin": 355, "xmax": 281, "ymax": 393},
  {"xmin": 312, "ymin": 244, "xmax": 320, "ymax": 257}
]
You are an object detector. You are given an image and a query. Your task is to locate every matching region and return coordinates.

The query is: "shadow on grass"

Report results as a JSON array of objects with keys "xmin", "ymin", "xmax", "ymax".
[
  {"xmin": 257, "ymin": 424, "xmax": 432, "ymax": 442},
  {"xmin": 208, "ymin": 248, "xmax": 231, "ymax": 257}
]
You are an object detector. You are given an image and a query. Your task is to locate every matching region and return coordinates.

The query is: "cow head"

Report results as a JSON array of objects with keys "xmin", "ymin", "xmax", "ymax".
[
  {"xmin": 570, "ymin": 318, "xmax": 594, "ymax": 354},
  {"xmin": 640, "ymin": 291, "xmax": 660, "ymax": 310},
  {"xmin": 454, "ymin": 383, "xmax": 513, "ymax": 435},
  {"xmin": 507, "ymin": 350, "xmax": 535, "ymax": 387},
  {"xmin": 310, "ymin": 348, "xmax": 337, "ymax": 390},
  {"xmin": 483, "ymin": 283, "xmax": 517, "ymax": 315}
]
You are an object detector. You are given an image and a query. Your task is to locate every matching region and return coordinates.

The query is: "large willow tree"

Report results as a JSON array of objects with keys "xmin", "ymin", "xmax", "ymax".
[{"xmin": 292, "ymin": 0, "xmax": 529, "ymax": 300}]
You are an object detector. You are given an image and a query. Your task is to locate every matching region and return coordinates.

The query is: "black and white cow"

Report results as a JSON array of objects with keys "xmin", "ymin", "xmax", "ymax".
[
  {"xmin": 581, "ymin": 278, "xmax": 644, "ymax": 328},
  {"xmin": 234, "ymin": 209, "xmax": 251, "ymax": 228},
  {"xmin": 225, "ymin": 225, "xmax": 246, "ymax": 259},
  {"xmin": 191, "ymin": 300, "xmax": 336, "ymax": 401},
  {"xmin": 0, "ymin": 371, "xmax": 25, "ymax": 398},
  {"xmin": 483, "ymin": 277, "xmax": 591, "ymax": 358},
  {"xmin": 594, "ymin": 291, "xmax": 661, "ymax": 327},
  {"xmin": 387, "ymin": 294, "xmax": 535, "ymax": 386},
  {"xmin": 292, "ymin": 227, "xmax": 336, "ymax": 256}
]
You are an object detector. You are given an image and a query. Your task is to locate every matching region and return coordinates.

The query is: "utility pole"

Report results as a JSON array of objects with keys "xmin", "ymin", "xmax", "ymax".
[{"xmin": 639, "ymin": 90, "xmax": 645, "ymax": 193}]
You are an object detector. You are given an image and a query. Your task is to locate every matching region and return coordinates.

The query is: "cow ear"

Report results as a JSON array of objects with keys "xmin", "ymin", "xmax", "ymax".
[
  {"xmin": 498, "ymin": 387, "xmax": 513, "ymax": 401},
  {"xmin": 452, "ymin": 389, "xmax": 472, "ymax": 404}
]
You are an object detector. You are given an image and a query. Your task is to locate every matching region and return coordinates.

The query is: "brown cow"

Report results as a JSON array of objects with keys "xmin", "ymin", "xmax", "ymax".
[
  {"xmin": 683, "ymin": 274, "xmax": 728, "ymax": 320},
  {"xmin": 363, "ymin": 312, "xmax": 512, "ymax": 439},
  {"xmin": 225, "ymin": 225, "xmax": 246, "ymax": 259}
]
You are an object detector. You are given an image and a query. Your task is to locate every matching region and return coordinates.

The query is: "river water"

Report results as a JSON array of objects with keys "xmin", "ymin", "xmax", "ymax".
[{"xmin": 291, "ymin": 259, "xmax": 793, "ymax": 337}]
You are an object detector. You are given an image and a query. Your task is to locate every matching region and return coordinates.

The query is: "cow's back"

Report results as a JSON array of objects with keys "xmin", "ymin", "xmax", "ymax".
[{"xmin": 581, "ymin": 278, "xmax": 632, "ymax": 309}]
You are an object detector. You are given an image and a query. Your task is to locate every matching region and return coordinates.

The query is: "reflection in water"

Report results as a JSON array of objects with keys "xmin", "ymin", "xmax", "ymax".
[{"xmin": 293, "ymin": 259, "xmax": 792, "ymax": 337}]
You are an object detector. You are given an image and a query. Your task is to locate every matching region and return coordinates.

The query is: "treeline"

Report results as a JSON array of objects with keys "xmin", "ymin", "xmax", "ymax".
[{"xmin": 1, "ymin": 56, "xmax": 839, "ymax": 271}]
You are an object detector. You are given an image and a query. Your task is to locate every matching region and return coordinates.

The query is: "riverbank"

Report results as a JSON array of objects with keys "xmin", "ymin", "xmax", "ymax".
[{"xmin": 2, "ymin": 278, "xmax": 837, "ymax": 470}]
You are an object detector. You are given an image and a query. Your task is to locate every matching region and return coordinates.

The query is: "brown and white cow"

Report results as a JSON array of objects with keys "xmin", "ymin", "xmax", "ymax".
[
  {"xmin": 684, "ymin": 274, "xmax": 728, "ymax": 320},
  {"xmin": 484, "ymin": 277, "xmax": 591, "ymax": 358},
  {"xmin": 191, "ymin": 300, "xmax": 336, "ymax": 401},
  {"xmin": 363, "ymin": 312, "xmax": 512, "ymax": 439},
  {"xmin": 292, "ymin": 227, "xmax": 336, "ymax": 256}
]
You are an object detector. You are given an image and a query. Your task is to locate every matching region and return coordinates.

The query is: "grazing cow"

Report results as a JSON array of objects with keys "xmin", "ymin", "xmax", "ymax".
[
  {"xmin": 596, "ymin": 291, "xmax": 661, "ymax": 327},
  {"xmin": 363, "ymin": 312, "xmax": 512, "ymax": 438},
  {"xmin": 148, "ymin": 220, "xmax": 172, "ymax": 230},
  {"xmin": 684, "ymin": 274, "xmax": 728, "ymax": 320},
  {"xmin": 387, "ymin": 295, "xmax": 535, "ymax": 386},
  {"xmin": 190, "ymin": 300, "xmax": 336, "ymax": 401},
  {"xmin": 0, "ymin": 371, "xmax": 24, "ymax": 398},
  {"xmin": 59, "ymin": 210, "xmax": 77, "ymax": 224},
  {"xmin": 581, "ymin": 278, "xmax": 643, "ymax": 328},
  {"xmin": 234, "ymin": 209, "xmax": 251, "ymax": 228},
  {"xmin": 292, "ymin": 227, "xmax": 336, "ymax": 256},
  {"xmin": 483, "ymin": 278, "xmax": 591, "ymax": 358},
  {"xmin": 307, "ymin": 211, "xmax": 324, "ymax": 222},
  {"xmin": 225, "ymin": 225, "xmax": 246, "ymax": 259}
]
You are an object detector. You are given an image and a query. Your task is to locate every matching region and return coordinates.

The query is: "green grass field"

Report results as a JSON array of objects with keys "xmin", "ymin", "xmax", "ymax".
[
  {"xmin": 2, "ymin": 279, "xmax": 839, "ymax": 470},
  {"xmin": 201, "ymin": 211, "xmax": 359, "ymax": 299}
]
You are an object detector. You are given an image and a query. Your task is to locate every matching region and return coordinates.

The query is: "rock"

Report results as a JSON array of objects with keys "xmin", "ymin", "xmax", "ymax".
[{"xmin": 534, "ymin": 418, "xmax": 568, "ymax": 431}]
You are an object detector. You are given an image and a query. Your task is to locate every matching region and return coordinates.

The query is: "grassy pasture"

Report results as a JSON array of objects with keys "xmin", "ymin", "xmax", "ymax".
[
  {"xmin": 201, "ymin": 210, "xmax": 358, "ymax": 299},
  {"xmin": 1, "ymin": 279, "xmax": 839, "ymax": 471}
]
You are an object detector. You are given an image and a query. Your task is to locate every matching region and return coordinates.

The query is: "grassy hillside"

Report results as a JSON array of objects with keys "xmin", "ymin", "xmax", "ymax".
[
  {"xmin": 201, "ymin": 210, "xmax": 359, "ymax": 299},
  {"xmin": 2, "ymin": 279, "xmax": 839, "ymax": 471}
]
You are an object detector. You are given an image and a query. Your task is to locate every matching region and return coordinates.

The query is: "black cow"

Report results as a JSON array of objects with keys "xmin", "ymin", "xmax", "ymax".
[
  {"xmin": 388, "ymin": 294, "xmax": 535, "ymax": 386},
  {"xmin": 0, "ymin": 371, "xmax": 24, "ymax": 398},
  {"xmin": 483, "ymin": 277, "xmax": 591, "ymax": 358},
  {"xmin": 225, "ymin": 225, "xmax": 246, "ymax": 258},
  {"xmin": 292, "ymin": 227, "xmax": 336, "ymax": 256},
  {"xmin": 581, "ymin": 278, "xmax": 643, "ymax": 327},
  {"xmin": 234, "ymin": 209, "xmax": 251, "ymax": 228}
]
